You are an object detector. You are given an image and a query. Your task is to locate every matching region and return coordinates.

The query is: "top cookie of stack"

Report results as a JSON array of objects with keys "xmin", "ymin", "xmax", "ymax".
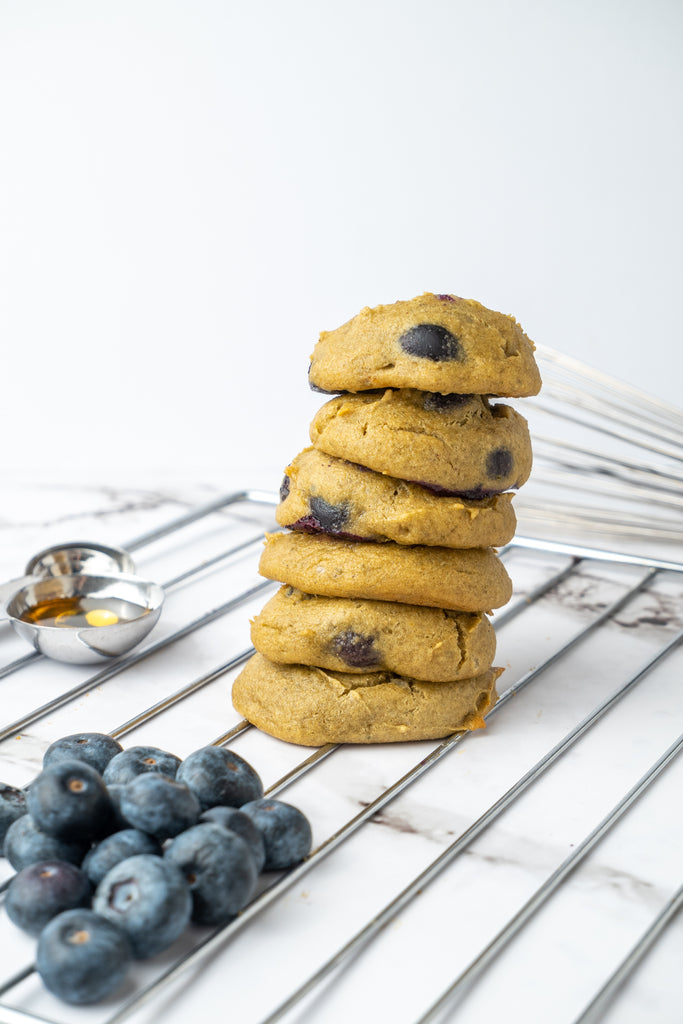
[
  {"xmin": 307, "ymin": 291, "xmax": 541, "ymax": 397},
  {"xmin": 231, "ymin": 293, "xmax": 540, "ymax": 745}
]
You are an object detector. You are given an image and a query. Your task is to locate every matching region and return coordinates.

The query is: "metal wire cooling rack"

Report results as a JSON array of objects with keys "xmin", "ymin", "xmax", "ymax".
[{"xmin": 0, "ymin": 483, "xmax": 681, "ymax": 1024}]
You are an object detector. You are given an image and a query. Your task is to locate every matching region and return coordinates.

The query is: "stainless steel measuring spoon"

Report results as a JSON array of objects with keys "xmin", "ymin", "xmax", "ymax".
[{"xmin": 0, "ymin": 542, "xmax": 164, "ymax": 664}]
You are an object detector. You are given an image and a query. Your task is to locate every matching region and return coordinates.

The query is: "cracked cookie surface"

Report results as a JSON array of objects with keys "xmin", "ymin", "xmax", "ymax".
[
  {"xmin": 251, "ymin": 586, "xmax": 496, "ymax": 681},
  {"xmin": 259, "ymin": 532, "xmax": 512, "ymax": 611},
  {"xmin": 277, "ymin": 447, "xmax": 517, "ymax": 548},
  {"xmin": 309, "ymin": 389, "xmax": 532, "ymax": 496},
  {"xmin": 308, "ymin": 292, "xmax": 541, "ymax": 397},
  {"xmin": 232, "ymin": 653, "xmax": 501, "ymax": 745}
]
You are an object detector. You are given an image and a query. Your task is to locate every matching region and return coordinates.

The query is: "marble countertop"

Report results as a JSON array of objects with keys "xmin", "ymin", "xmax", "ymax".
[{"xmin": 0, "ymin": 477, "xmax": 681, "ymax": 1024}]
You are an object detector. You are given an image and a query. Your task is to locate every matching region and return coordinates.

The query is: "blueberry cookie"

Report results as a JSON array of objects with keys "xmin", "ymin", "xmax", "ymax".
[
  {"xmin": 259, "ymin": 532, "xmax": 512, "ymax": 611},
  {"xmin": 308, "ymin": 292, "xmax": 541, "ymax": 397},
  {"xmin": 309, "ymin": 389, "xmax": 532, "ymax": 497},
  {"xmin": 277, "ymin": 448, "xmax": 517, "ymax": 548},
  {"xmin": 232, "ymin": 653, "xmax": 501, "ymax": 745},
  {"xmin": 251, "ymin": 586, "xmax": 496, "ymax": 681}
]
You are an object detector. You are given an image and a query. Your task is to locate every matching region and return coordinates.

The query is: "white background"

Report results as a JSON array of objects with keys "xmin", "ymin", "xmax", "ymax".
[{"xmin": 1, "ymin": 0, "xmax": 681, "ymax": 488}]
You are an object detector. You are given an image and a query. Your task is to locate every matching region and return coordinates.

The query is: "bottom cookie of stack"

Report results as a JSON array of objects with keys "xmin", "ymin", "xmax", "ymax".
[{"xmin": 232, "ymin": 653, "xmax": 502, "ymax": 746}]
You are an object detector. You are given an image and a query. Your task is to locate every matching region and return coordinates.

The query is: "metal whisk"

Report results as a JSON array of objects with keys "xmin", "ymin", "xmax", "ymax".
[{"xmin": 515, "ymin": 345, "xmax": 683, "ymax": 549}]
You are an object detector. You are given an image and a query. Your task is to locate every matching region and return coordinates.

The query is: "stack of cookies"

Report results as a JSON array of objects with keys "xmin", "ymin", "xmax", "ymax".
[{"xmin": 232, "ymin": 293, "xmax": 541, "ymax": 745}]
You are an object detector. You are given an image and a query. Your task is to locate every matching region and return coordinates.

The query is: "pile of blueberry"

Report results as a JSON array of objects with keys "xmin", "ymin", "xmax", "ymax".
[{"xmin": 0, "ymin": 733, "xmax": 312, "ymax": 1005}]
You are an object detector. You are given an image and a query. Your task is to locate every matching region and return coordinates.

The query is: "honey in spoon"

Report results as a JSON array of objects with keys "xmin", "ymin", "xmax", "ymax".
[{"xmin": 20, "ymin": 595, "xmax": 149, "ymax": 628}]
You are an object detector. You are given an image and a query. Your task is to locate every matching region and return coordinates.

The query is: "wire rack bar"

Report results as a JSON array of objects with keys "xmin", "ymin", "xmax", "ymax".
[
  {"xmin": 121, "ymin": 490, "xmax": 278, "ymax": 553},
  {"xmin": 571, "ymin": 882, "xmax": 683, "ymax": 1024},
  {"xmin": 0, "ymin": 1007, "xmax": 52, "ymax": 1024},
  {"xmin": 509, "ymin": 535, "xmax": 683, "ymax": 573}
]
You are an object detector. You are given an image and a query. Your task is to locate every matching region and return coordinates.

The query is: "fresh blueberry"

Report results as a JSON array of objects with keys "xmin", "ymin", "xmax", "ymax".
[
  {"xmin": 422, "ymin": 392, "xmax": 473, "ymax": 412},
  {"xmin": 4, "ymin": 813, "xmax": 89, "ymax": 870},
  {"xmin": 485, "ymin": 447, "xmax": 514, "ymax": 479},
  {"xmin": 43, "ymin": 732, "xmax": 123, "ymax": 775},
  {"xmin": 104, "ymin": 783, "xmax": 130, "ymax": 831},
  {"xmin": 118, "ymin": 775, "xmax": 200, "ymax": 841},
  {"xmin": 36, "ymin": 908, "xmax": 132, "ymax": 1004},
  {"xmin": 199, "ymin": 806, "xmax": 266, "ymax": 873},
  {"xmin": 279, "ymin": 474, "xmax": 290, "ymax": 501},
  {"xmin": 398, "ymin": 323, "xmax": 463, "ymax": 362},
  {"xmin": 0, "ymin": 783, "xmax": 27, "ymax": 846},
  {"xmin": 6, "ymin": 859, "xmax": 92, "ymax": 935},
  {"xmin": 164, "ymin": 822, "xmax": 258, "ymax": 925},
  {"xmin": 176, "ymin": 746, "xmax": 263, "ymax": 810},
  {"xmin": 331, "ymin": 630, "xmax": 380, "ymax": 668},
  {"xmin": 103, "ymin": 745, "xmax": 181, "ymax": 785},
  {"xmin": 82, "ymin": 829, "xmax": 162, "ymax": 887},
  {"xmin": 93, "ymin": 854, "xmax": 192, "ymax": 959},
  {"xmin": 27, "ymin": 759, "xmax": 114, "ymax": 843},
  {"xmin": 241, "ymin": 798, "xmax": 312, "ymax": 870}
]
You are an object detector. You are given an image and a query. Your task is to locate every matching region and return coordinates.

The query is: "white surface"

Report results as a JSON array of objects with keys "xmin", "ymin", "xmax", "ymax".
[
  {"xmin": 1, "ymin": 0, "xmax": 683, "ymax": 483},
  {"xmin": 0, "ymin": 484, "xmax": 681, "ymax": 1024},
  {"xmin": 0, "ymin": 5, "xmax": 681, "ymax": 1018}
]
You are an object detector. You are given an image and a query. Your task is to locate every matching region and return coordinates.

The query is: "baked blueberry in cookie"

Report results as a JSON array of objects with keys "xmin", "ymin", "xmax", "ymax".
[
  {"xmin": 398, "ymin": 324, "xmax": 463, "ymax": 362},
  {"xmin": 331, "ymin": 630, "xmax": 380, "ymax": 669},
  {"xmin": 288, "ymin": 494, "xmax": 363, "ymax": 540},
  {"xmin": 485, "ymin": 447, "xmax": 514, "ymax": 480},
  {"xmin": 307, "ymin": 496, "xmax": 351, "ymax": 533},
  {"xmin": 422, "ymin": 393, "xmax": 473, "ymax": 412}
]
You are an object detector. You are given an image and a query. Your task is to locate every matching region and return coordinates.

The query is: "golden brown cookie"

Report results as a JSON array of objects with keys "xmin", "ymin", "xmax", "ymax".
[
  {"xmin": 259, "ymin": 532, "xmax": 512, "ymax": 611},
  {"xmin": 309, "ymin": 389, "xmax": 532, "ymax": 496},
  {"xmin": 277, "ymin": 448, "xmax": 517, "ymax": 548},
  {"xmin": 232, "ymin": 653, "xmax": 502, "ymax": 745},
  {"xmin": 251, "ymin": 586, "xmax": 496, "ymax": 681},
  {"xmin": 308, "ymin": 292, "xmax": 541, "ymax": 397}
]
